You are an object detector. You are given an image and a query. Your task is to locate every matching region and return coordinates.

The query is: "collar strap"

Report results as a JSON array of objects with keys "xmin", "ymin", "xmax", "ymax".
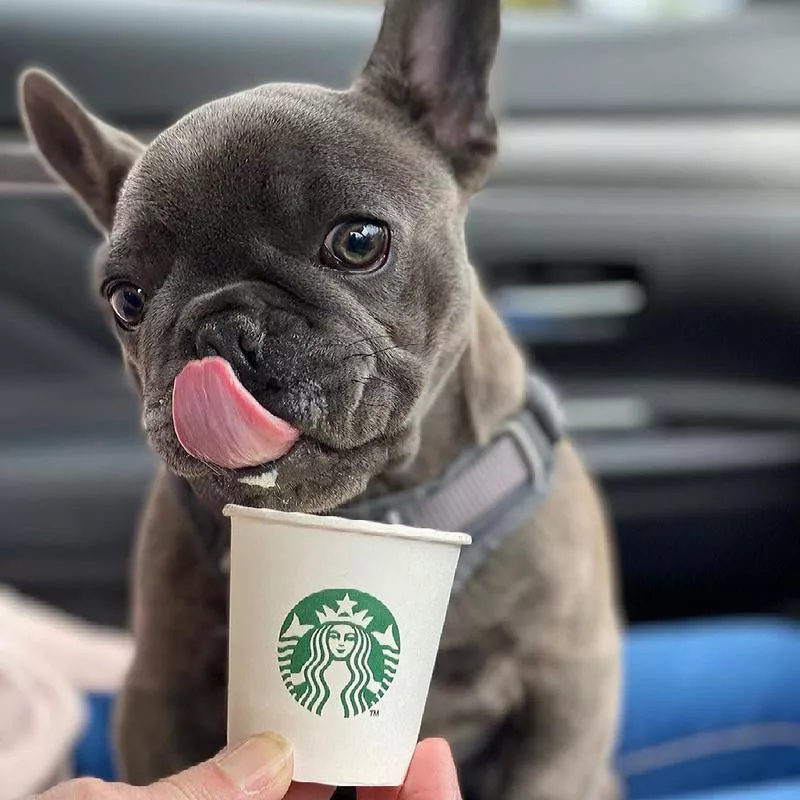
[{"xmin": 336, "ymin": 373, "xmax": 563, "ymax": 590}]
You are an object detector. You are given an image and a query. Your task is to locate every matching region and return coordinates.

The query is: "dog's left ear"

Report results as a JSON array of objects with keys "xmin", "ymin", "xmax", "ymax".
[
  {"xmin": 18, "ymin": 68, "xmax": 144, "ymax": 233},
  {"xmin": 358, "ymin": 0, "xmax": 501, "ymax": 192}
]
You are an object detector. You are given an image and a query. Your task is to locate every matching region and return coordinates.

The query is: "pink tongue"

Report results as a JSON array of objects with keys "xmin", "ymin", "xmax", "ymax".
[{"xmin": 172, "ymin": 356, "xmax": 299, "ymax": 470}]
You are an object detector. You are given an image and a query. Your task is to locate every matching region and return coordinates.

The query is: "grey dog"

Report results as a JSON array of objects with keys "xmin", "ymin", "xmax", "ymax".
[{"xmin": 18, "ymin": 0, "xmax": 622, "ymax": 797}]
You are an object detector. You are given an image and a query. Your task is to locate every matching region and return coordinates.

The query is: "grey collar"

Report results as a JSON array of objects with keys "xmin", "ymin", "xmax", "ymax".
[{"xmin": 336, "ymin": 373, "xmax": 564, "ymax": 590}]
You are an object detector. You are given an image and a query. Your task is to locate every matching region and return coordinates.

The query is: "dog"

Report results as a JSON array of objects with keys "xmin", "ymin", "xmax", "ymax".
[{"xmin": 18, "ymin": 0, "xmax": 622, "ymax": 797}]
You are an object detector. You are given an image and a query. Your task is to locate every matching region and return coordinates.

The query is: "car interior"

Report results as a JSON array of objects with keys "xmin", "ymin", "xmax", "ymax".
[
  {"xmin": 2, "ymin": 0, "xmax": 800, "ymax": 794},
  {"xmin": 4, "ymin": 0, "xmax": 800, "ymax": 628}
]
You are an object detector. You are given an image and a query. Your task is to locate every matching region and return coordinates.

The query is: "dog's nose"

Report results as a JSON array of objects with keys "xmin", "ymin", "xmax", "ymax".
[{"xmin": 194, "ymin": 316, "xmax": 260, "ymax": 375}]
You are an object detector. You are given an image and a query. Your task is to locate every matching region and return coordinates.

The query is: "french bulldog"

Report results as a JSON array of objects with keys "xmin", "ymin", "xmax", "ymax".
[{"xmin": 18, "ymin": 0, "xmax": 622, "ymax": 797}]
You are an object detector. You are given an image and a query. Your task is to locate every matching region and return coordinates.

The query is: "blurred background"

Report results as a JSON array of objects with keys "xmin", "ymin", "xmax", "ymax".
[
  {"xmin": 3, "ymin": 0, "xmax": 800, "ymax": 629},
  {"xmin": 3, "ymin": 0, "xmax": 800, "ymax": 794}
]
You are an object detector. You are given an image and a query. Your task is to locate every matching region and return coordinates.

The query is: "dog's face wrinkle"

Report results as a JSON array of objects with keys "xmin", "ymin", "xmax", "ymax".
[
  {"xmin": 134, "ymin": 322, "xmax": 432, "ymax": 508},
  {"xmin": 95, "ymin": 84, "xmax": 471, "ymax": 509},
  {"xmin": 137, "ymin": 315, "xmax": 424, "ymax": 482}
]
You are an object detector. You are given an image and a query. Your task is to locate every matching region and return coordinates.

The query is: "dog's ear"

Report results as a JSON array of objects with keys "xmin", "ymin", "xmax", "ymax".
[
  {"xmin": 18, "ymin": 68, "xmax": 144, "ymax": 233},
  {"xmin": 359, "ymin": 0, "xmax": 501, "ymax": 191}
]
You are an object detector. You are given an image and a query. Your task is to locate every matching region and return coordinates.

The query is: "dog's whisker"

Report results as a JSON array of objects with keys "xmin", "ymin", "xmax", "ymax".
[
  {"xmin": 339, "ymin": 344, "xmax": 412, "ymax": 362},
  {"xmin": 367, "ymin": 344, "xmax": 411, "ymax": 358},
  {"xmin": 342, "ymin": 334, "xmax": 395, "ymax": 349},
  {"xmin": 345, "ymin": 376, "xmax": 415, "ymax": 406},
  {"xmin": 339, "ymin": 335, "xmax": 421, "ymax": 355},
  {"xmin": 200, "ymin": 459, "xmax": 227, "ymax": 478},
  {"xmin": 347, "ymin": 377, "xmax": 393, "ymax": 388},
  {"xmin": 350, "ymin": 375, "xmax": 398, "ymax": 389}
]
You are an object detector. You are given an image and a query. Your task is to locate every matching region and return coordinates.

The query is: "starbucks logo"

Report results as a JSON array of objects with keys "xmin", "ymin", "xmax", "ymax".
[{"xmin": 278, "ymin": 589, "xmax": 400, "ymax": 718}]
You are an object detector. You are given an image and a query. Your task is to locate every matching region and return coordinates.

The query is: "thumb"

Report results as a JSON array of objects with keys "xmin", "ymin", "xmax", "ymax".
[{"xmin": 146, "ymin": 733, "xmax": 294, "ymax": 800}]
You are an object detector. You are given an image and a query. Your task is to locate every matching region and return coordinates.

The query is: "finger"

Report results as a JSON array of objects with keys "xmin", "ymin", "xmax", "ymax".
[
  {"xmin": 358, "ymin": 739, "xmax": 460, "ymax": 800},
  {"xmin": 400, "ymin": 740, "xmax": 460, "ymax": 800},
  {"xmin": 148, "ymin": 732, "xmax": 294, "ymax": 800},
  {"xmin": 35, "ymin": 776, "xmax": 128, "ymax": 800}
]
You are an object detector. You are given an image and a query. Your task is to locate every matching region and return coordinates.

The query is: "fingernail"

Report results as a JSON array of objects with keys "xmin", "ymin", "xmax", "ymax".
[{"xmin": 216, "ymin": 733, "xmax": 293, "ymax": 792}]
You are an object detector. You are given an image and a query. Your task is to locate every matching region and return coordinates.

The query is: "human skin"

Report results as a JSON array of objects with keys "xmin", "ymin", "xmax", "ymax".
[{"xmin": 34, "ymin": 735, "xmax": 461, "ymax": 800}]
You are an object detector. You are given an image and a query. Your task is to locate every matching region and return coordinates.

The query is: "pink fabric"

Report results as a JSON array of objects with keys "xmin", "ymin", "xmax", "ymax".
[{"xmin": 0, "ymin": 588, "xmax": 133, "ymax": 798}]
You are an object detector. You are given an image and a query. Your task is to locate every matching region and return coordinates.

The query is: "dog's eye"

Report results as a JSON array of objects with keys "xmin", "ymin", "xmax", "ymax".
[
  {"xmin": 321, "ymin": 219, "xmax": 390, "ymax": 272},
  {"xmin": 108, "ymin": 282, "xmax": 146, "ymax": 328}
]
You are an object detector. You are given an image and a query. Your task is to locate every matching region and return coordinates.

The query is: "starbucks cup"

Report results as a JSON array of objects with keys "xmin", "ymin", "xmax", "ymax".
[{"xmin": 223, "ymin": 505, "xmax": 470, "ymax": 787}]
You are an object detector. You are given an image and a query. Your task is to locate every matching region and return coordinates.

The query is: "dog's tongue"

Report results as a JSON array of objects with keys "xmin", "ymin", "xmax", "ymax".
[{"xmin": 172, "ymin": 357, "xmax": 299, "ymax": 470}]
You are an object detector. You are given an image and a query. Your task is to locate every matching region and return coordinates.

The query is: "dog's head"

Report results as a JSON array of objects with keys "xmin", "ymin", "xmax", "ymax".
[{"xmin": 18, "ymin": 0, "xmax": 503, "ymax": 512}]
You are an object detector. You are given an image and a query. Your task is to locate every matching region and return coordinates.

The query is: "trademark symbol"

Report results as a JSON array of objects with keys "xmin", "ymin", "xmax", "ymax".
[{"xmin": 370, "ymin": 709, "xmax": 380, "ymax": 718}]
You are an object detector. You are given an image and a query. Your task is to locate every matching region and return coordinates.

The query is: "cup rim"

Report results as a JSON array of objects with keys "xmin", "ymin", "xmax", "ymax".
[{"xmin": 223, "ymin": 504, "xmax": 472, "ymax": 547}]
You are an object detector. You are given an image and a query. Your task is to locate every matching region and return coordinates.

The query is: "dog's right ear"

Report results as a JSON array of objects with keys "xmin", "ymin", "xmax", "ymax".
[
  {"xmin": 358, "ymin": 0, "xmax": 501, "ymax": 192},
  {"xmin": 18, "ymin": 69, "xmax": 144, "ymax": 233}
]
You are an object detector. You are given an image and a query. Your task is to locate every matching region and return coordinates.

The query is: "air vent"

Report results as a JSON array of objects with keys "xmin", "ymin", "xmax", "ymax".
[{"xmin": 489, "ymin": 261, "xmax": 646, "ymax": 345}]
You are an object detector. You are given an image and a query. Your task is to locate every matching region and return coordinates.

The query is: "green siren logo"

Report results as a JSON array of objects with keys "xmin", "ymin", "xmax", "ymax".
[{"xmin": 278, "ymin": 589, "xmax": 400, "ymax": 718}]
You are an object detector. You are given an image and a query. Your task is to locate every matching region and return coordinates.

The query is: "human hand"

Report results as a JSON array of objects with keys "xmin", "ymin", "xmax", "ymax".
[
  {"xmin": 35, "ymin": 734, "xmax": 460, "ymax": 800},
  {"xmin": 358, "ymin": 738, "xmax": 462, "ymax": 800}
]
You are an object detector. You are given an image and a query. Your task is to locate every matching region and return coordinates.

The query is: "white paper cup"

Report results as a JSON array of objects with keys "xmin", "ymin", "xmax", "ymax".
[{"xmin": 223, "ymin": 505, "xmax": 470, "ymax": 787}]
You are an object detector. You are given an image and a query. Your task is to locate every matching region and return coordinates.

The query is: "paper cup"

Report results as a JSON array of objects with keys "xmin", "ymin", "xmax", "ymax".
[{"xmin": 223, "ymin": 505, "xmax": 470, "ymax": 787}]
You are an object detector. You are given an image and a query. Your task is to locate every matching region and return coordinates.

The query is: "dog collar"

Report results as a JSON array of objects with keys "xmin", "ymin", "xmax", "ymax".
[
  {"xmin": 170, "ymin": 372, "xmax": 563, "ymax": 591},
  {"xmin": 336, "ymin": 372, "xmax": 564, "ymax": 591}
]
